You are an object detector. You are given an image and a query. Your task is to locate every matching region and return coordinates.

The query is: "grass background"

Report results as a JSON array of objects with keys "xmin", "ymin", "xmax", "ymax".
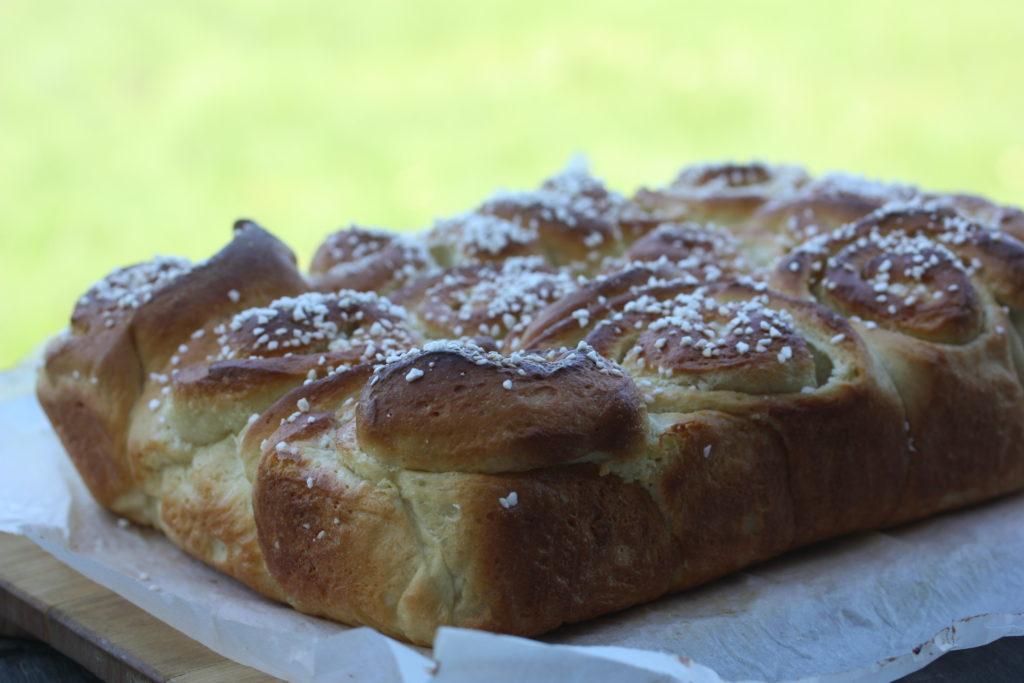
[{"xmin": 2, "ymin": 0, "xmax": 1023, "ymax": 368}]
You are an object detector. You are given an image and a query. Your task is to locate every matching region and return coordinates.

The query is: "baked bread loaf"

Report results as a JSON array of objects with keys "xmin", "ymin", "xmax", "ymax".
[{"xmin": 37, "ymin": 161, "xmax": 1024, "ymax": 645}]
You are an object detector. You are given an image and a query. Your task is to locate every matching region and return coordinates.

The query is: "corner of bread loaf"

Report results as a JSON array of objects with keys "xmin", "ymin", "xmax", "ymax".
[
  {"xmin": 253, "ymin": 442, "xmax": 440, "ymax": 642},
  {"xmin": 36, "ymin": 329, "xmax": 144, "ymax": 512}
]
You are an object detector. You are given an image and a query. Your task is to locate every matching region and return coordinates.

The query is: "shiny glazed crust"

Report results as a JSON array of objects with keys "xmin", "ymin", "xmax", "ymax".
[{"xmin": 37, "ymin": 161, "xmax": 1024, "ymax": 645}]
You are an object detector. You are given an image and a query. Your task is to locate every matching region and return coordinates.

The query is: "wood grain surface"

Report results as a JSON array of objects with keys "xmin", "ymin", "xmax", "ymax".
[{"xmin": 0, "ymin": 533, "xmax": 278, "ymax": 683}]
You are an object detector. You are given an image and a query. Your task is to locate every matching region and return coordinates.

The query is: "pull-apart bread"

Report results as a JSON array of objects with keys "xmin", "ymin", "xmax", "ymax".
[{"xmin": 37, "ymin": 161, "xmax": 1024, "ymax": 645}]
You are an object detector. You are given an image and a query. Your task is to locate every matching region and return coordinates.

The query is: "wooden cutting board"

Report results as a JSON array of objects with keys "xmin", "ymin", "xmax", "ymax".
[{"xmin": 0, "ymin": 532, "xmax": 278, "ymax": 682}]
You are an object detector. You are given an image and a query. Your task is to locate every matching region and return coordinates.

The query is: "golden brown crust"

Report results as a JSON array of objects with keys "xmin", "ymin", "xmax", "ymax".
[
  {"xmin": 356, "ymin": 343, "xmax": 647, "ymax": 473},
  {"xmin": 520, "ymin": 270, "xmax": 910, "ymax": 542},
  {"xmin": 426, "ymin": 213, "xmax": 546, "ymax": 267},
  {"xmin": 254, "ymin": 452, "xmax": 683, "ymax": 642},
  {"xmin": 861, "ymin": 324, "xmax": 1024, "ymax": 523},
  {"xmin": 747, "ymin": 173, "xmax": 920, "ymax": 261},
  {"xmin": 926, "ymin": 192, "xmax": 1024, "ymax": 245},
  {"xmin": 37, "ymin": 222, "xmax": 307, "ymax": 511},
  {"xmin": 443, "ymin": 466, "xmax": 681, "ymax": 636},
  {"xmin": 624, "ymin": 222, "xmax": 743, "ymax": 269},
  {"xmin": 478, "ymin": 166, "xmax": 625, "ymax": 269},
  {"xmin": 310, "ymin": 226, "xmax": 437, "ymax": 294},
  {"xmin": 634, "ymin": 162, "xmax": 810, "ymax": 226},
  {"xmin": 37, "ymin": 328, "xmax": 142, "ymax": 508},
  {"xmin": 393, "ymin": 257, "xmax": 578, "ymax": 349},
  {"xmin": 772, "ymin": 202, "xmax": 1024, "ymax": 524},
  {"xmin": 629, "ymin": 162, "xmax": 810, "ymax": 265},
  {"xmin": 652, "ymin": 411, "xmax": 795, "ymax": 585},
  {"xmin": 37, "ymin": 163, "xmax": 1024, "ymax": 648}
]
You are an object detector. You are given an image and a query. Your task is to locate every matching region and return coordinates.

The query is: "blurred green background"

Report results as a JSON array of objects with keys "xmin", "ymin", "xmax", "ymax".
[{"xmin": 2, "ymin": 0, "xmax": 1023, "ymax": 368}]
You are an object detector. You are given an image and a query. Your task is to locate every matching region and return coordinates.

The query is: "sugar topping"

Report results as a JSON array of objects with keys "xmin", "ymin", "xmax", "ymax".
[
  {"xmin": 775, "ymin": 202, "xmax": 1013, "ymax": 341},
  {"xmin": 482, "ymin": 158, "xmax": 622, "ymax": 249},
  {"xmin": 370, "ymin": 338, "xmax": 626, "ymax": 385},
  {"xmin": 671, "ymin": 161, "xmax": 807, "ymax": 198},
  {"xmin": 77, "ymin": 256, "xmax": 193, "ymax": 326},
  {"xmin": 413, "ymin": 257, "xmax": 578, "ymax": 344},
  {"xmin": 439, "ymin": 212, "xmax": 538, "ymax": 260},
  {"xmin": 784, "ymin": 202, "xmax": 994, "ymax": 320},
  {"xmin": 606, "ymin": 286, "xmax": 802, "ymax": 371},
  {"xmin": 623, "ymin": 222, "xmax": 747, "ymax": 276},
  {"xmin": 930, "ymin": 193, "xmax": 1024, "ymax": 239},
  {"xmin": 498, "ymin": 491, "xmax": 519, "ymax": 509},
  {"xmin": 213, "ymin": 289, "xmax": 416, "ymax": 363},
  {"xmin": 803, "ymin": 172, "xmax": 919, "ymax": 204},
  {"xmin": 314, "ymin": 226, "xmax": 434, "ymax": 289},
  {"xmin": 321, "ymin": 225, "xmax": 395, "ymax": 262},
  {"xmin": 762, "ymin": 173, "xmax": 923, "ymax": 244}
]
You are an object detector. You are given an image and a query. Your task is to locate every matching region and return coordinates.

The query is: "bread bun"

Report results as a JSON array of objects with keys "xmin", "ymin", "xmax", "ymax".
[{"xmin": 37, "ymin": 162, "xmax": 1024, "ymax": 646}]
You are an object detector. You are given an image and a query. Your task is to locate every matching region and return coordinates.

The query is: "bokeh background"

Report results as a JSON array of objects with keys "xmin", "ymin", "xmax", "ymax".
[{"xmin": 2, "ymin": 0, "xmax": 1023, "ymax": 368}]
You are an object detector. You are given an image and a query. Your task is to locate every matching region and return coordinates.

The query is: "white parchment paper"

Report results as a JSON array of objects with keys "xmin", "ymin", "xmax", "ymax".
[{"xmin": 2, "ymin": 358, "xmax": 1023, "ymax": 683}]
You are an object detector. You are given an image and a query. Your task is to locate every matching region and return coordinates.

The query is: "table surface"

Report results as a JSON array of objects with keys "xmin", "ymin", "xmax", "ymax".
[
  {"xmin": 0, "ymin": 533, "xmax": 277, "ymax": 682},
  {"xmin": 1, "ymin": 532, "xmax": 1021, "ymax": 682}
]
